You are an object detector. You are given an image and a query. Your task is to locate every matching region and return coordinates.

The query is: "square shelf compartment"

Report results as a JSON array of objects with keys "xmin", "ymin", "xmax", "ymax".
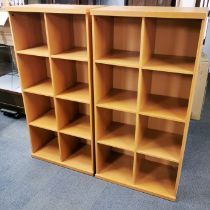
[
  {"xmin": 135, "ymin": 155, "xmax": 177, "ymax": 200},
  {"xmin": 95, "ymin": 64, "xmax": 138, "ymax": 113},
  {"xmin": 94, "ymin": 16, "xmax": 141, "ymax": 68},
  {"xmin": 24, "ymin": 93, "xmax": 57, "ymax": 131},
  {"xmin": 56, "ymin": 99, "xmax": 91, "ymax": 140},
  {"xmin": 96, "ymin": 107, "xmax": 135, "ymax": 151},
  {"xmin": 18, "ymin": 55, "xmax": 53, "ymax": 96},
  {"xmin": 137, "ymin": 116, "xmax": 184, "ymax": 163},
  {"xmin": 96, "ymin": 144, "xmax": 134, "ymax": 185},
  {"xmin": 52, "ymin": 59, "xmax": 89, "ymax": 103},
  {"xmin": 140, "ymin": 70, "xmax": 192, "ymax": 122},
  {"xmin": 46, "ymin": 13, "xmax": 87, "ymax": 61},
  {"xmin": 10, "ymin": 12, "xmax": 48, "ymax": 57},
  {"xmin": 59, "ymin": 133, "xmax": 92, "ymax": 174},
  {"xmin": 29, "ymin": 126, "xmax": 60, "ymax": 162},
  {"xmin": 142, "ymin": 18, "xmax": 201, "ymax": 74}
]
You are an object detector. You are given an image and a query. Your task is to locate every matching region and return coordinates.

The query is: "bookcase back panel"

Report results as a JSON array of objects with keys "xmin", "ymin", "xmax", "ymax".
[
  {"xmin": 76, "ymin": 62, "xmax": 89, "ymax": 83},
  {"xmin": 113, "ymin": 66, "xmax": 138, "ymax": 91},
  {"xmin": 154, "ymin": 19, "xmax": 201, "ymax": 57},
  {"xmin": 113, "ymin": 110, "xmax": 136, "ymax": 125},
  {"xmin": 150, "ymin": 71, "xmax": 192, "ymax": 99},
  {"xmin": 113, "ymin": 17, "xmax": 141, "ymax": 52}
]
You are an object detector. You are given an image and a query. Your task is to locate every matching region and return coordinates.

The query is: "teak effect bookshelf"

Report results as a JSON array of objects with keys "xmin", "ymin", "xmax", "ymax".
[
  {"xmin": 7, "ymin": 4, "xmax": 208, "ymax": 201},
  {"xmin": 8, "ymin": 5, "xmax": 99, "ymax": 175},
  {"xmin": 91, "ymin": 6, "xmax": 207, "ymax": 200}
]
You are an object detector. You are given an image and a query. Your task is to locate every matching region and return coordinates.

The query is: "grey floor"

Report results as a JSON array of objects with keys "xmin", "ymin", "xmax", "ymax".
[{"xmin": 0, "ymin": 81, "xmax": 210, "ymax": 210}]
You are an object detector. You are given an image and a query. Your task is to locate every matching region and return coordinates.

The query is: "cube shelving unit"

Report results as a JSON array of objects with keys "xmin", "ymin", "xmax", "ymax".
[
  {"xmin": 8, "ymin": 5, "xmax": 99, "ymax": 175},
  {"xmin": 91, "ymin": 6, "xmax": 207, "ymax": 200}
]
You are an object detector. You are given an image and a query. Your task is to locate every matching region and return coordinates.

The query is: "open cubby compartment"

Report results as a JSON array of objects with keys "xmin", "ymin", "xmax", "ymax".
[
  {"xmin": 135, "ymin": 154, "xmax": 178, "ymax": 200},
  {"xmin": 93, "ymin": 16, "xmax": 141, "ymax": 68},
  {"xmin": 95, "ymin": 63, "xmax": 138, "ymax": 113},
  {"xmin": 24, "ymin": 93, "xmax": 57, "ymax": 131},
  {"xmin": 96, "ymin": 144, "xmax": 134, "ymax": 185},
  {"xmin": 56, "ymin": 99, "xmax": 91, "ymax": 140},
  {"xmin": 29, "ymin": 126, "xmax": 60, "ymax": 162},
  {"xmin": 96, "ymin": 107, "xmax": 136, "ymax": 151},
  {"xmin": 137, "ymin": 115, "xmax": 184, "ymax": 163},
  {"xmin": 9, "ymin": 12, "xmax": 48, "ymax": 56},
  {"xmin": 59, "ymin": 133, "xmax": 93, "ymax": 174},
  {"xmin": 52, "ymin": 58, "xmax": 89, "ymax": 103},
  {"xmin": 46, "ymin": 13, "xmax": 87, "ymax": 61},
  {"xmin": 17, "ymin": 54, "xmax": 53, "ymax": 97},
  {"xmin": 142, "ymin": 18, "xmax": 201, "ymax": 74},
  {"xmin": 140, "ymin": 70, "xmax": 192, "ymax": 122}
]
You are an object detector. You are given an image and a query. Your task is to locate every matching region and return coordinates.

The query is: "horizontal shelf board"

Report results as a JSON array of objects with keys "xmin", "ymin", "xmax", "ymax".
[
  {"xmin": 137, "ymin": 129, "xmax": 182, "ymax": 163},
  {"xmin": 97, "ymin": 89, "xmax": 137, "ymax": 113},
  {"xmin": 29, "ymin": 109, "xmax": 57, "ymax": 131},
  {"xmin": 51, "ymin": 47, "xmax": 88, "ymax": 62},
  {"xmin": 136, "ymin": 161, "xmax": 176, "ymax": 200},
  {"xmin": 98, "ymin": 155, "xmax": 133, "ymax": 185},
  {"xmin": 56, "ymin": 83, "xmax": 90, "ymax": 104},
  {"xmin": 62, "ymin": 144, "xmax": 92, "ymax": 174},
  {"xmin": 17, "ymin": 45, "xmax": 49, "ymax": 57},
  {"xmin": 24, "ymin": 79, "xmax": 54, "ymax": 97},
  {"xmin": 143, "ymin": 55, "xmax": 195, "ymax": 75},
  {"xmin": 98, "ymin": 123, "xmax": 135, "ymax": 151},
  {"xmin": 32, "ymin": 138, "xmax": 60, "ymax": 162},
  {"xmin": 140, "ymin": 95, "xmax": 188, "ymax": 122},
  {"xmin": 95, "ymin": 50, "xmax": 139, "ymax": 68},
  {"xmin": 60, "ymin": 115, "xmax": 91, "ymax": 140}
]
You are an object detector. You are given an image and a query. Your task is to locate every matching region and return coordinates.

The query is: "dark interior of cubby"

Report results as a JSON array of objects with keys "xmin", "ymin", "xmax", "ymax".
[
  {"xmin": 137, "ymin": 115, "xmax": 184, "ymax": 163},
  {"xmin": 96, "ymin": 144, "xmax": 133, "ymax": 183},
  {"xmin": 29, "ymin": 126, "xmax": 60, "ymax": 160},
  {"xmin": 94, "ymin": 16, "xmax": 141, "ymax": 67},
  {"xmin": 52, "ymin": 58, "xmax": 89, "ymax": 103},
  {"xmin": 56, "ymin": 99, "xmax": 91, "ymax": 140},
  {"xmin": 140, "ymin": 70, "xmax": 192, "ymax": 121},
  {"xmin": 96, "ymin": 107, "xmax": 136, "ymax": 151},
  {"xmin": 142, "ymin": 18, "xmax": 201, "ymax": 73},
  {"xmin": 59, "ymin": 133, "xmax": 92, "ymax": 172},
  {"xmin": 95, "ymin": 63, "xmax": 138, "ymax": 112},
  {"xmin": 18, "ymin": 54, "xmax": 53, "ymax": 96},
  {"xmin": 46, "ymin": 13, "xmax": 87, "ymax": 56},
  {"xmin": 9, "ymin": 12, "xmax": 47, "ymax": 51},
  {"xmin": 24, "ymin": 93, "xmax": 56, "ymax": 130},
  {"xmin": 135, "ymin": 154, "xmax": 177, "ymax": 197}
]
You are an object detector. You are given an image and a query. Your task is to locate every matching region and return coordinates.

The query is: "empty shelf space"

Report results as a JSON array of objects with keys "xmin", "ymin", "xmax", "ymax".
[
  {"xmin": 17, "ymin": 45, "xmax": 49, "ymax": 57},
  {"xmin": 60, "ymin": 115, "xmax": 91, "ymax": 140},
  {"xmin": 93, "ymin": 16, "xmax": 141, "ymax": 68},
  {"xmin": 98, "ymin": 122, "xmax": 135, "ymax": 151},
  {"xmin": 56, "ymin": 83, "xmax": 89, "ymax": 103},
  {"xmin": 59, "ymin": 134, "xmax": 92, "ymax": 174},
  {"xmin": 97, "ymin": 145, "xmax": 134, "ymax": 185},
  {"xmin": 62, "ymin": 144, "xmax": 92, "ymax": 174},
  {"xmin": 137, "ymin": 129, "xmax": 182, "ymax": 163},
  {"xmin": 140, "ymin": 95, "xmax": 188, "ymax": 122},
  {"xmin": 32, "ymin": 138, "xmax": 60, "ymax": 163},
  {"xmin": 30, "ymin": 109, "xmax": 57, "ymax": 131},
  {"xmin": 143, "ymin": 55, "xmax": 195, "ymax": 74},
  {"xmin": 135, "ymin": 157, "xmax": 177, "ymax": 200},
  {"xmin": 51, "ymin": 47, "xmax": 88, "ymax": 62},
  {"xmin": 96, "ymin": 50, "xmax": 139, "ymax": 68},
  {"xmin": 24, "ymin": 79, "xmax": 53, "ymax": 97},
  {"xmin": 97, "ymin": 89, "xmax": 137, "ymax": 113}
]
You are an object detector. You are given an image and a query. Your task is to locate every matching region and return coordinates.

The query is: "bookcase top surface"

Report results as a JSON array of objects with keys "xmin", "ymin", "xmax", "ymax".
[
  {"xmin": 7, "ymin": 4, "xmax": 100, "ymax": 14},
  {"xmin": 91, "ymin": 6, "xmax": 208, "ymax": 19}
]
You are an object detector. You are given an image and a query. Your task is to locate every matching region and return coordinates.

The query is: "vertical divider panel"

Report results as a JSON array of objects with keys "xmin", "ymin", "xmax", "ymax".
[{"xmin": 86, "ymin": 13, "xmax": 95, "ymax": 173}]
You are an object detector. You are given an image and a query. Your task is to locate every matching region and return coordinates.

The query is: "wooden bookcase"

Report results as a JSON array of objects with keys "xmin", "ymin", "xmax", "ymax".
[
  {"xmin": 8, "ymin": 5, "xmax": 99, "ymax": 175},
  {"xmin": 91, "ymin": 6, "xmax": 207, "ymax": 200}
]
